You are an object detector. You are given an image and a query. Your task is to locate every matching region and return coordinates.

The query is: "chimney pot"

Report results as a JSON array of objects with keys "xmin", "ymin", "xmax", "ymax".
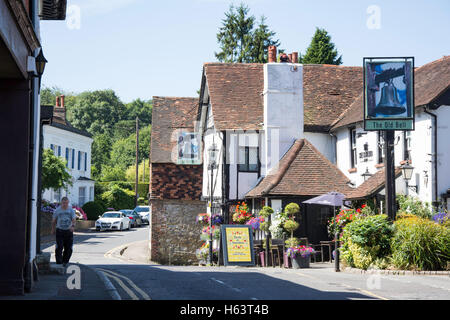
[
  {"xmin": 292, "ymin": 52, "xmax": 298, "ymax": 64},
  {"xmin": 268, "ymin": 46, "xmax": 277, "ymax": 63},
  {"xmin": 288, "ymin": 54, "xmax": 293, "ymax": 63},
  {"xmin": 60, "ymin": 95, "xmax": 65, "ymax": 108},
  {"xmin": 56, "ymin": 96, "xmax": 60, "ymax": 107}
]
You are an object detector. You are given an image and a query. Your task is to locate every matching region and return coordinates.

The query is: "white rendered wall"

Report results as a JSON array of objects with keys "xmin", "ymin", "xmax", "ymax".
[
  {"xmin": 264, "ymin": 63, "xmax": 304, "ymax": 175},
  {"xmin": 304, "ymin": 132, "xmax": 336, "ymax": 164},
  {"xmin": 435, "ymin": 106, "xmax": 450, "ymax": 201}
]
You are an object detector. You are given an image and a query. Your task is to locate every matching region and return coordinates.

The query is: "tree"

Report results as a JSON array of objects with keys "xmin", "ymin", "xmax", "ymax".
[
  {"xmin": 215, "ymin": 3, "xmax": 280, "ymax": 63},
  {"xmin": 109, "ymin": 125, "xmax": 151, "ymax": 171},
  {"xmin": 251, "ymin": 16, "xmax": 280, "ymax": 63},
  {"xmin": 42, "ymin": 149, "xmax": 72, "ymax": 192},
  {"xmin": 124, "ymin": 99, "xmax": 153, "ymax": 127},
  {"xmin": 299, "ymin": 28, "xmax": 342, "ymax": 65},
  {"xmin": 69, "ymin": 90, "xmax": 126, "ymax": 136},
  {"xmin": 100, "ymin": 165, "xmax": 126, "ymax": 182},
  {"xmin": 125, "ymin": 159, "xmax": 150, "ymax": 183},
  {"xmin": 91, "ymin": 133, "xmax": 113, "ymax": 178}
]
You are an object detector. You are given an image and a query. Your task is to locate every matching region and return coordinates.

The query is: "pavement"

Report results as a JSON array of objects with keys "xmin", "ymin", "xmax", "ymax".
[{"xmin": 1, "ymin": 263, "xmax": 112, "ymax": 300}]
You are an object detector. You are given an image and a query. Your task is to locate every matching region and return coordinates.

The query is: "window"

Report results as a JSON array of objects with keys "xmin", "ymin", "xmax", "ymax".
[
  {"xmin": 78, "ymin": 187, "xmax": 86, "ymax": 207},
  {"xmin": 71, "ymin": 149, "xmax": 75, "ymax": 169},
  {"xmin": 238, "ymin": 146, "xmax": 259, "ymax": 172},
  {"xmin": 58, "ymin": 146, "xmax": 61, "ymax": 157},
  {"xmin": 84, "ymin": 153, "xmax": 88, "ymax": 171},
  {"xmin": 350, "ymin": 128, "xmax": 357, "ymax": 168},
  {"xmin": 377, "ymin": 132, "xmax": 385, "ymax": 164},
  {"xmin": 89, "ymin": 187, "xmax": 94, "ymax": 201},
  {"xmin": 404, "ymin": 131, "xmax": 412, "ymax": 161},
  {"xmin": 65, "ymin": 148, "xmax": 69, "ymax": 168},
  {"xmin": 78, "ymin": 151, "xmax": 81, "ymax": 170}
]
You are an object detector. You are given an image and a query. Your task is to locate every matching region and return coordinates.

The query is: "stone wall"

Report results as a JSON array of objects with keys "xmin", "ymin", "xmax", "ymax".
[
  {"xmin": 40, "ymin": 212, "xmax": 53, "ymax": 237},
  {"xmin": 150, "ymin": 199, "xmax": 206, "ymax": 265}
]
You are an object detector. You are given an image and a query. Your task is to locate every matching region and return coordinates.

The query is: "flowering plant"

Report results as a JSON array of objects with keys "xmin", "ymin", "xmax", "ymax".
[
  {"xmin": 232, "ymin": 202, "xmax": 253, "ymax": 224},
  {"xmin": 201, "ymin": 225, "xmax": 220, "ymax": 240},
  {"xmin": 246, "ymin": 216, "xmax": 265, "ymax": 230},
  {"xmin": 196, "ymin": 242, "xmax": 218, "ymax": 261},
  {"xmin": 269, "ymin": 215, "xmax": 289, "ymax": 239},
  {"xmin": 196, "ymin": 213, "xmax": 210, "ymax": 225},
  {"xmin": 328, "ymin": 207, "xmax": 361, "ymax": 239},
  {"xmin": 73, "ymin": 206, "xmax": 87, "ymax": 220},
  {"xmin": 433, "ymin": 210, "xmax": 449, "ymax": 225},
  {"xmin": 211, "ymin": 214, "xmax": 223, "ymax": 225},
  {"xmin": 286, "ymin": 245, "xmax": 315, "ymax": 259},
  {"xmin": 41, "ymin": 200, "xmax": 57, "ymax": 214}
]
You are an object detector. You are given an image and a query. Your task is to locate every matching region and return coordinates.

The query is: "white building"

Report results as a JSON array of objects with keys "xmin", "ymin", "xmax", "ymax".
[
  {"xmin": 197, "ymin": 51, "xmax": 450, "ymax": 230},
  {"xmin": 42, "ymin": 95, "xmax": 95, "ymax": 207}
]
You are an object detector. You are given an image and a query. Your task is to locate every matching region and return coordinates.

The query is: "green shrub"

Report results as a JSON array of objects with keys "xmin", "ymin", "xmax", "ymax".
[
  {"xmin": 391, "ymin": 217, "xmax": 450, "ymax": 271},
  {"xmin": 397, "ymin": 195, "xmax": 432, "ymax": 219},
  {"xmin": 341, "ymin": 215, "xmax": 393, "ymax": 270},
  {"xmin": 284, "ymin": 203, "xmax": 300, "ymax": 216},
  {"xmin": 82, "ymin": 201, "xmax": 105, "ymax": 221},
  {"xmin": 259, "ymin": 206, "xmax": 274, "ymax": 218},
  {"xmin": 100, "ymin": 185, "xmax": 135, "ymax": 210}
]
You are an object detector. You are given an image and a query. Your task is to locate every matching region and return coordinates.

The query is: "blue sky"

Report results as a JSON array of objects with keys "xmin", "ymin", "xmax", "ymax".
[{"xmin": 40, "ymin": 0, "xmax": 450, "ymax": 103}]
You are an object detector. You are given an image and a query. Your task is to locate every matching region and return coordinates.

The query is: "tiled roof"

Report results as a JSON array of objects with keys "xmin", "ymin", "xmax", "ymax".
[
  {"xmin": 204, "ymin": 63, "xmax": 363, "ymax": 132},
  {"xmin": 345, "ymin": 167, "xmax": 402, "ymax": 200},
  {"xmin": 205, "ymin": 63, "xmax": 264, "ymax": 131},
  {"xmin": 415, "ymin": 55, "xmax": 450, "ymax": 107},
  {"xmin": 246, "ymin": 139, "xmax": 353, "ymax": 198},
  {"xmin": 303, "ymin": 64, "xmax": 362, "ymax": 131},
  {"xmin": 332, "ymin": 56, "xmax": 450, "ymax": 131},
  {"xmin": 150, "ymin": 96, "xmax": 199, "ymax": 163}
]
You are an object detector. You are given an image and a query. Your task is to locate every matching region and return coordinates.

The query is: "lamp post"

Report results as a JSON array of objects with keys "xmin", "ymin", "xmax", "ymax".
[
  {"xmin": 401, "ymin": 163, "xmax": 417, "ymax": 193},
  {"xmin": 208, "ymin": 143, "xmax": 218, "ymax": 266},
  {"xmin": 35, "ymin": 48, "xmax": 47, "ymax": 92}
]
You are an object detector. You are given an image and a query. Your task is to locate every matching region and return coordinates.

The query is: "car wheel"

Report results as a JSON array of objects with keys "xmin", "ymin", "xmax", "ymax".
[
  {"xmin": 128, "ymin": 222, "xmax": 131, "ymax": 230},
  {"xmin": 120, "ymin": 223, "xmax": 123, "ymax": 231}
]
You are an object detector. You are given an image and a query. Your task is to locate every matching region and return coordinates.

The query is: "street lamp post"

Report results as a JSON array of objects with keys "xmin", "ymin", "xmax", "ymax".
[{"xmin": 208, "ymin": 143, "xmax": 218, "ymax": 266}]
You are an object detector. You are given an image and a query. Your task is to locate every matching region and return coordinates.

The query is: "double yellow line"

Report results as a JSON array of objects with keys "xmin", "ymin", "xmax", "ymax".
[{"xmin": 97, "ymin": 268, "xmax": 151, "ymax": 300}]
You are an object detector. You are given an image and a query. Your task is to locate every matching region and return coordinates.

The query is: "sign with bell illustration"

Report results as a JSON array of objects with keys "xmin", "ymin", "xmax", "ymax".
[{"xmin": 375, "ymin": 79, "xmax": 406, "ymax": 115}]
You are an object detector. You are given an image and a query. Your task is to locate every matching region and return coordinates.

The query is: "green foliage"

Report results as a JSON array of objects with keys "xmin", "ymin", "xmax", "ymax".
[
  {"xmin": 125, "ymin": 160, "xmax": 150, "ymax": 183},
  {"xmin": 285, "ymin": 237, "xmax": 300, "ymax": 248},
  {"xmin": 259, "ymin": 206, "xmax": 274, "ymax": 218},
  {"xmin": 82, "ymin": 201, "xmax": 105, "ymax": 220},
  {"xmin": 283, "ymin": 219, "xmax": 299, "ymax": 234},
  {"xmin": 341, "ymin": 215, "xmax": 393, "ymax": 270},
  {"xmin": 100, "ymin": 185, "xmax": 135, "ymax": 211},
  {"xmin": 124, "ymin": 99, "xmax": 153, "ymax": 127},
  {"xmin": 41, "ymin": 149, "xmax": 72, "ymax": 192},
  {"xmin": 299, "ymin": 28, "xmax": 342, "ymax": 65},
  {"xmin": 215, "ymin": 3, "xmax": 280, "ymax": 63},
  {"xmin": 397, "ymin": 194, "xmax": 433, "ymax": 219},
  {"xmin": 109, "ymin": 125, "xmax": 151, "ymax": 172},
  {"xmin": 91, "ymin": 133, "xmax": 113, "ymax": 177},
  {"xmin": 100, "ymin": 165, "xmax": 126, "ymax": 182},
  {"xmin": 284, "ymin": 203, "xmax": 300, "ymax": 216},
  {"xmin": 260, "ymin": 221, "xmax": 270, "ymax": 232},
  {"xmin": 69, "ymin": 90, "xmax": 126, "ymax": 136},
  {"xmin": 391, "ymin": 217, "xmax": 450, "ymax": 271}
]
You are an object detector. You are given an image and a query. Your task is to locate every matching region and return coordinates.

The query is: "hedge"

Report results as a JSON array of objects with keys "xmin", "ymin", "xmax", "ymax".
[{"xmin": 82, "ymin": 201, "xmax": 105, "ymax": 221}]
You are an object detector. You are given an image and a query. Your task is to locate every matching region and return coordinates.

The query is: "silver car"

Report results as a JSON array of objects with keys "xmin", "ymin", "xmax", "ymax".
[{"xmin": 133, "ymin": 206, "xmax": 150, "ymax": 225}]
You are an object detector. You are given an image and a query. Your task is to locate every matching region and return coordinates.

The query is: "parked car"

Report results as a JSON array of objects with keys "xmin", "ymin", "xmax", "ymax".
[
  {"xmin": 120, "ymin": 209, "xmax": 143, "ymax": 228},
  {"xmin": 95, "ymin": 211, "xmax": 131, "ymax": 231},
  {"xmin": 134, "ymin": 205, "xmax": 150, "ymax": 225}
]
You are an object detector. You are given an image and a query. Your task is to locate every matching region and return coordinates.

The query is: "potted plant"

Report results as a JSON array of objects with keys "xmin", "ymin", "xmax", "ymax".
[
  {"xmin": 232, "ymin": 202, "xmax": 253, "ymax": 224},
  {"xmin": 286, "ymin": 245, "xmax": 315, "ymax": 269}
]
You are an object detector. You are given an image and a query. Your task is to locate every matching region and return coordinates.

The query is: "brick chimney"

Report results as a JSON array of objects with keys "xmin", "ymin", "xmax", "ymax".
[
  {"xmin": 268, "ymin": 46, "xmax": 277, "ymax": 63},
  {"xmin": 53, "ymin": 95, "xmax": 66, "ymax": 122},
  {"xmin": 291, "ymin": 52, "xmax": 298, "ymax": 64}
]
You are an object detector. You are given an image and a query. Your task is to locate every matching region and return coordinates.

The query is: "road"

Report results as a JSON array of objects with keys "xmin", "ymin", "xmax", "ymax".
[{"xmin": 42, "ymin": 226, "xmax": 450, "ymax": 300}]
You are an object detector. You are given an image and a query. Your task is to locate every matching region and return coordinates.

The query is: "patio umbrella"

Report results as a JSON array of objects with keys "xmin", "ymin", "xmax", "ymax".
[{"xmin": 303, "ymin": 192, "xmax": 346, "ymax": 272}]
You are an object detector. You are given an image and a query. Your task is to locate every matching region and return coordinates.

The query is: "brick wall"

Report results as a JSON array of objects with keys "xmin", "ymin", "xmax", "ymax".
[{"xmin": 150, "ymin": 163, "xmax": 203, "ymax": 200}]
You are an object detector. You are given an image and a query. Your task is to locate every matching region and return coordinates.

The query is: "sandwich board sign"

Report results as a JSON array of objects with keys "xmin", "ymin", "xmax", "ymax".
[{"xmin": 221, "ymin": 225, "xmax": 255, "ymax": 266}]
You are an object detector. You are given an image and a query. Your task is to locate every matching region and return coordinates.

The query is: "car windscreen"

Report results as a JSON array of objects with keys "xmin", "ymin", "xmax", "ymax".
[
  {"xmin": 102, "ymin": 213, "xmax": 121, "ymax": 218},
  {"xmin": 134, "ymin": 207, "xmax": 149, "ymax": 213}
]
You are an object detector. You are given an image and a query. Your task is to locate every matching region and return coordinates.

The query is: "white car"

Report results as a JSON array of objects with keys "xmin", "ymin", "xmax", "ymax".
[
  {"xmin": 133, "ymin": 206, "xmax": 150, "ymax": 225},
  {"xmin": 96, "ymin": 211, "xmax": 131, "ymax": 231}
]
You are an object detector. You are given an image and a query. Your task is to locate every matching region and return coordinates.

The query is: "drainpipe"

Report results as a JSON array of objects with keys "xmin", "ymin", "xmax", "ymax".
[{"xmin": 423, "ymin": 106, "xmax": 438, "ymax": 208}]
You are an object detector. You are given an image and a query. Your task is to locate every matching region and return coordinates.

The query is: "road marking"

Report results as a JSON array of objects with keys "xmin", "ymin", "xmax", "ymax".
[
  {"xmin": 98, "ymin": 268, "xmax": 151, "ymax": 300},
  {"xmin": 211, "ymin": 278, "xmax": 243, "ymax": 294},
  {"xmin": 100, "ymin": 271, "xmax": 139, "ymax": 300}
]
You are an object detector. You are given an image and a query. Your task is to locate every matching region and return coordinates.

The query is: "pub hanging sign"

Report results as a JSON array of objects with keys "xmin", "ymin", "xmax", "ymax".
[{"xmin": 363, "ymin": 57, "xmax": 415, "ymax": 131}]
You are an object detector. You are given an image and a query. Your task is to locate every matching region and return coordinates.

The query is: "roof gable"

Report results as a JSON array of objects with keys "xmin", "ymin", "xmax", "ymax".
[{"xmin": 246, "ymin": 139, "xmax": 353, "ymax": 197}]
